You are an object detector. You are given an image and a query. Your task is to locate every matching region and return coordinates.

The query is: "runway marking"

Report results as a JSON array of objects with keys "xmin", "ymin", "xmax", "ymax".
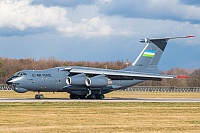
[{"xmin": 0, "ymin": 98, "xmax": 199, "ymax": 102}]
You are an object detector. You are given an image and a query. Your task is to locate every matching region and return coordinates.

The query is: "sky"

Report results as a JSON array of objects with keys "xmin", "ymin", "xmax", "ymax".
[{"xmin": 0, "ymin": 0, "xmax": 200, "ymax": 71}]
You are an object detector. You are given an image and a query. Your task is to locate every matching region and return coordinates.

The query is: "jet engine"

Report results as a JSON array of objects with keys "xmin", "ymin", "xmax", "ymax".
[
  {"xmin": 66, "ymin": 73, "xmax": 87, "ymax": 86},
  {"xmin": 85, "ymin": 74, "xmax": 112, "ymax": 87}
]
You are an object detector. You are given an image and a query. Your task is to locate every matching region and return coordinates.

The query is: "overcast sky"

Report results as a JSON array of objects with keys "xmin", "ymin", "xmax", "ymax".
[{"xmin": 0, "ymin": 0, "xmax": 199, "ymax": 70}]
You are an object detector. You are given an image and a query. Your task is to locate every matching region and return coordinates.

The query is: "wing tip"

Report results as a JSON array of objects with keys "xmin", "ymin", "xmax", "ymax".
[
  {"xmin": 185, "ymin": 35, "xmax": 195, "ymax": 38},
  {"xmin": 177, "ymin": 75, "xmax": 188, "ymax": 79}
]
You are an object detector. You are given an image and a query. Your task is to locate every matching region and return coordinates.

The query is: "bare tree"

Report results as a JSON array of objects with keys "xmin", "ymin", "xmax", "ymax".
[{"xmin": 188, "ymin": 69, "xmax": 200, "ymax": 87}]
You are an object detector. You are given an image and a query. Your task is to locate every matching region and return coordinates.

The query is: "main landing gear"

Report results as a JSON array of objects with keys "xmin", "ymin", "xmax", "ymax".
[
  {"xmin": 69, "ymin": 94, "xmax": 105, "ymax": 99},
  {"xmin": 35, "ymin": 93, "xmax": 44, "ymax": 99}
]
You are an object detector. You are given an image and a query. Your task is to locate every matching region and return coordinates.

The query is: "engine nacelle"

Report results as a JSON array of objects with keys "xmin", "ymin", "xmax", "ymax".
[
  {"xmin": 66, "ymin": 73, "xmax": 87, "ymax": 86},
  {"xmin": 85, "ymin": 74, "xmax": 112, "ymax": 87}
]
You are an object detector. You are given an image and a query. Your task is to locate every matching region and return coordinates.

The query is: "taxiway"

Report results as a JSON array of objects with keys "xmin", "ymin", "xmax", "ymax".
[{"xmin": 0, "ymin": 98, "xmax": 199, "ymax": 102}]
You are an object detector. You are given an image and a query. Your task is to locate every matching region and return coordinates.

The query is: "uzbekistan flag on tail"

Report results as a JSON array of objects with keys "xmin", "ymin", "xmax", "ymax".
[{"xmin": 142, "ymin": 50, "xmax": 156, "ymax": 58}]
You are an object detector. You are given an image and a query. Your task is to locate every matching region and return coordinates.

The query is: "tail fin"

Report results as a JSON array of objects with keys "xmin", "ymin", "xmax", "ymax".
[{"xmin": 124, "ymin": 36, "xmax": 194, "ymax": 73}]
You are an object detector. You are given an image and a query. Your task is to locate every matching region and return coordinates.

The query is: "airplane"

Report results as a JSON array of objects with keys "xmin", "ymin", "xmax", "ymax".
[{"xmin": 6, "ymin": 35, "xmax": 194, "ymax": 99}]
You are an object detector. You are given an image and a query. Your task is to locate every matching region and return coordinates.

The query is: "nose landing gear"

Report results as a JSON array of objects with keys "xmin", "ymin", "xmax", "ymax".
[{"xmin": 35, "ymin": 93, "xmax": 44, "ymax": 99}]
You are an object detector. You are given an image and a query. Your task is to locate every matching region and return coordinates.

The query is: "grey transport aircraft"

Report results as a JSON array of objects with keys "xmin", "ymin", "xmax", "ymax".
[{"xmin": 6, "ymin": 36, "xmax": 194, "ymax": 99}]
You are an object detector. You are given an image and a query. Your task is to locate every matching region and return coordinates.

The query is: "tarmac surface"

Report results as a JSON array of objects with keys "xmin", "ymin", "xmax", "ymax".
[{"xmin": 0, "ymin": 98, "xmax": 199, "ymax": 102}]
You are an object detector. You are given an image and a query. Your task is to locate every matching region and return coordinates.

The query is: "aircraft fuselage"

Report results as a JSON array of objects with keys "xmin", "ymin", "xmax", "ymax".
[{"xmin": 6, "ymin": 66, "xmax": 144, "ymax": 98}]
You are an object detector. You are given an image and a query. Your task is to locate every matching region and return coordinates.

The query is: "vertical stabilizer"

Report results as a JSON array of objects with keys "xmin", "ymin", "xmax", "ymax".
[{"xmin": 123, "ymin": 36, "xmax": 194, "ymax": 73}]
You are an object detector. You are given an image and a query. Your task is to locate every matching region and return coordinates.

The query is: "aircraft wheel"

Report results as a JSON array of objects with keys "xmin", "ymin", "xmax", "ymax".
[
  {"xmin": 35, "ymin": 94, "xmax": 39, "ymax": 99},
  {"xmin": 90, "ymin": 94, "xmax": 96, "ymax": 99},
  {"xmin": 70, "ymin": 94, "xmax": 78, "ymax": 99},
  {"xmin": 35, "ymin": 94, "xmax": 44, "ymax": 99},
  {"xmin": 69, "ymin": 94, "xmax": 74, "ymax": 99},
  {"xmin": 39, "ymin": 94, "xmax": 44, "ymax": 99},
  {"xmin": 97, "ymin": 94, "xmax": 105, "ymax": 99}
]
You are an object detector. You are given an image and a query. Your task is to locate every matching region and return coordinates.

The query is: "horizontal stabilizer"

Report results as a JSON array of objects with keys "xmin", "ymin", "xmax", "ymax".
[{"xmin": 140, "ymin": 35, "xmax": 195, "ymax": 43}]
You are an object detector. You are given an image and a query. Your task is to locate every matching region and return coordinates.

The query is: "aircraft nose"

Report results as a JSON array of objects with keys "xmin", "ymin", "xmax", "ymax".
[{"xmin": 6, "ymin": 78, "xmax": 13, "ymax": 85}]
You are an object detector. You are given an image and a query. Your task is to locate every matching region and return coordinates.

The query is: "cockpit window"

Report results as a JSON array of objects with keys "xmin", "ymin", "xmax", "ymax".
[{"xmin": 14, "ymin": 72, "xmax": 27, "ymax": 77}]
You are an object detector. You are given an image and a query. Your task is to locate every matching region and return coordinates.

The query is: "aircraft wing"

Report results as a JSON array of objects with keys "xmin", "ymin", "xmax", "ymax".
[{"xmin": 60, "ymin": 67, "xmax": 186, "ymax": 80}]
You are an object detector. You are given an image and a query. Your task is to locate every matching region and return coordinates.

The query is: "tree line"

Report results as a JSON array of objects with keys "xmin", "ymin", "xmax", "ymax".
[{"xmin": 0, "ymin": 57, "xmax": 199, "ymax": 87}]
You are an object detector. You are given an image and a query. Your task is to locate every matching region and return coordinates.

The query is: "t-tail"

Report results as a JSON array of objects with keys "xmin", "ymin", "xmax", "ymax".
[{"xmin": 124, "ymin": 36, "xmax": 195, "ymax": 73}]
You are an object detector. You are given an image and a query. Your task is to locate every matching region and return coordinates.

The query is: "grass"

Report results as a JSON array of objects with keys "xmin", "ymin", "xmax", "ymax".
[
  {"xmin": 0, "ymin": 102, "xmax": 199, "ymax": 133},
  {"xmin": 0, "ymin": 91, "xmax": 199, "ymax": 133}
]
